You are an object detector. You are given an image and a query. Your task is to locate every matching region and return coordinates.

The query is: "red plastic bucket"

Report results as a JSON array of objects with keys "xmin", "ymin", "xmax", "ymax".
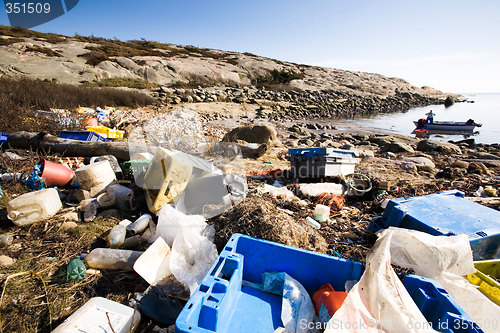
[{"xmin": 40, "ymin": 159, "xmax": 74, "ymax": 187}]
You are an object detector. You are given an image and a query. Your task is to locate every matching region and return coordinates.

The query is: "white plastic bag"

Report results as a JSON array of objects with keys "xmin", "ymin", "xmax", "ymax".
[
  {"xmin": 170, "ymin": 228, "xmax": 218, "ymax": 295},
  {"xmin": 155, "ymin": 204, "xmax": 207, "ymax": 247},
  {"xmin": 387, "ymin": 227, "xmax": 500, "ymax": 333},
  {"xmin": 325, "ymin": 227, "xmax": 439, "ymax": 333}
]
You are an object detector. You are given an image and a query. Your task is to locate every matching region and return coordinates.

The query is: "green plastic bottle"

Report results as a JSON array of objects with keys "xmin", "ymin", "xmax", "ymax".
[{"xmin": 67, "ymin": 258, "xmax": 87, "ymax": 281}]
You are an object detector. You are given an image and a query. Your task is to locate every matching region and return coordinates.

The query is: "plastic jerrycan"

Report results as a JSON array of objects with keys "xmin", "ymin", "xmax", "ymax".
[
  {"xmin": 7, "ymin": 188, "xmax": 62, "ymax": 226},
  {"xmin": 183, "ymin": 174, "xmax": 247, "ymax": 210}
]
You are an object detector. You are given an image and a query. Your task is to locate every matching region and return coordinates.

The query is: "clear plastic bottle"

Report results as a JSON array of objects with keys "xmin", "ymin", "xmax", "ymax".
[
  {"xmin": 108, "ymin": 224, "xmax": 126, "ymax": 248},
  {"xmin": 84, "ymin": 248, "xmax": 143, "ymax": 271},
  {"xmin": 80, "ymin": 198, "xmax": 98, "ymax": 222}
]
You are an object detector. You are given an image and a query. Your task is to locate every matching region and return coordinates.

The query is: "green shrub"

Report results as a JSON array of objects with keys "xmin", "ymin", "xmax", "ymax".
[
  {"xmin": 85, "ymin": 77, "xmax": 157, "ymax": 89},
  {"xmin": 255, "ymin": 69, "xmax": 304, "ymax": 88},
  {"xmin": 0, "ymin": 25, "xmax": 66, "ymax": 43},
  {"xmin": 24, "ymin": 45, "xmax": 63, "ymax": 57},
  {"xmin": 0, "ymin": 37, "xmax": 25, "ymax": 45},
  {"xmin": 78, "ymin": 50, "xmax": 110, "ymax": 66},
  {"xmin": 184, "ymin": 45, "xmax": 201, "ymax": 53}
]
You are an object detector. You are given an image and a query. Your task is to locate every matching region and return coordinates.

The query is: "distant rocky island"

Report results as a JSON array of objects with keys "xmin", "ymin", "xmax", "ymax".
[{"xmin": 0, "ymin": 25, "xmax": 460, "ymax": 120}]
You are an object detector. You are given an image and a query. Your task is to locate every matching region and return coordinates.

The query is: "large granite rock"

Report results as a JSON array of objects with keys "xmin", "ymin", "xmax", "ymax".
[
  {"xmin": 222, "ymin": 125, "xmax": 278, "ymax": 144},
  {"xmin": 417, "ymin": 139, "xmax": 462, "ymax": 154}
]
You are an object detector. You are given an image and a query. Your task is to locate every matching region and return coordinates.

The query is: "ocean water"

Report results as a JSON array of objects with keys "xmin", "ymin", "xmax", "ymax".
[{"xmin": 348, "ymin": 93, "xmax": 500, "ymax": 144}]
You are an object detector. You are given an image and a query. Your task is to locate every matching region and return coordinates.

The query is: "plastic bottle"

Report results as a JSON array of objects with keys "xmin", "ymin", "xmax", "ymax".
[
  {"xmin": 127, "ymin": 214, "xmax": 152, "ymax": 235},
  {"xmin": 107, "ymin": 184, "xmax": 134, "ymax": 210},
  {"xmin": 67, "ymin": 258, "xmax": 87, "ymax": 281},
  {"xmin": 108, "ymin": 224, "xmax": 127, "ymax": 248},
  {"xmin": 84, "ymin": 248, "xmax": 143, "ymax": 271},
  {"xmin": 80, "ymin": 199, "xmax": 99, "ymax": 222},
  {"xmin": 7, "ymin": 188, "xmax": 62, "ymax": 226},
  {"xmin": 120, "ymin": 235, "xmax": 142, "ymax": 248},
  {"xmin": 0, "ymin": 234, "xmax": 13, "ymax": 248},
  {"xmin": 306, "ymin": 217, "xmax": 321, "ymax": 229},
  {"xmin": 313, "ymin": 204, "xmax": 330, "ymax": 222}
]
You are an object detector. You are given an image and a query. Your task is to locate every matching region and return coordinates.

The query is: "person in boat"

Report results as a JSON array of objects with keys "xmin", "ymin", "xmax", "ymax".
[{"xmin": 426, "ymin": 110, "xmax": 435, "ymax": 124}]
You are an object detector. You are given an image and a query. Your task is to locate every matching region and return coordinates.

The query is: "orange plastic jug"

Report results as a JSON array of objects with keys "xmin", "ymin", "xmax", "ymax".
[{"xmin": 312, "ymin": 283, "xmax": 348, "ymax": 316}]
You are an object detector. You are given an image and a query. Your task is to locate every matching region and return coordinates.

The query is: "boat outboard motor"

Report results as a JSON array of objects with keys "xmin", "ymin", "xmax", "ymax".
[{"xmin": 417, "ymin": 118, "xmax": 426, "ymax": 129}]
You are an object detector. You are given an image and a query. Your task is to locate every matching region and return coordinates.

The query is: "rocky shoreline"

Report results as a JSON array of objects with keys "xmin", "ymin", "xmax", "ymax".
[{"xmin": 156, "ymin": 85, "xmax": 457, "ymax": 122}]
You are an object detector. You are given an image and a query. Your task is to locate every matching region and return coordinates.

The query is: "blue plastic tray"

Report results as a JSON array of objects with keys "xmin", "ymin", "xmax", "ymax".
[
  {"xmin": 175, "ymin": 234, "xmax": 364, "ymax": 333},
  {"xmin": 370, "ymin": 190, "xmax": 500, "ymax": 260},
  {"xmin": 175, "ymin": 234, "xmax": 483, "ymax": 333},
  {"xmin": 59, "ymin": 130, "xmax": 109, "ymax": 142},
  {"xmin": 404, "ymin": 275, "xmax": 483, "ymax": 333}
]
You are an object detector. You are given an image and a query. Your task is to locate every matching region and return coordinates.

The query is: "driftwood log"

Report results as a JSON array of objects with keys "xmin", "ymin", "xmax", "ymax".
[
  {"xmin": 6, "ymin": 132, "xmax": 269, "ymax": 161},
  {"xmin": 6, "ymin": 131, "xmax": 133, "ymax": 161}
]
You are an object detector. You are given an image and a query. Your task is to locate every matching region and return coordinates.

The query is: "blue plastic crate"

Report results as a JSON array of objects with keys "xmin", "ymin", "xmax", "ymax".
[
  {"xmin": 59, "ymin": 130, "xmax": 109, "ymax": 142},
  {"xmin": 0, "ymin": 133, "xmax": 9, "ymax": 147},
  {"xmin": 404, "ymin": 275, "xmax": 483, "ymax": 333},
  {"xmin": 288, "ymin": 147, "xmax": 358, "ymax": 158},
  {"xmin": 175, "ymin": 234, "xmax": 364, "ymax": 333},
  {"xmin": 369, "ymin": 190, "xmax": 500, "ymax": 261},
  {"xmin": 175, "ymin": 234, "xmax": 484, "ymax": 333},
  {"xmin": 288, "ymin": 148, "xmax": 359, "ymax": 178}
]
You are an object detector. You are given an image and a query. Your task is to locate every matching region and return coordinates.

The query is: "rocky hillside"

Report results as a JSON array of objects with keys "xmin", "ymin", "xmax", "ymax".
[{"xmin": 0, "ymin": 25, "xmax": 458, "ymax": 120}]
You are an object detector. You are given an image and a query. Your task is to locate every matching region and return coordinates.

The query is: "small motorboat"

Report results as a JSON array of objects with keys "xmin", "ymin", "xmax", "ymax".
[{"xmin": 414, "ymin": 119, "xmax": 482, "ymax": 132}]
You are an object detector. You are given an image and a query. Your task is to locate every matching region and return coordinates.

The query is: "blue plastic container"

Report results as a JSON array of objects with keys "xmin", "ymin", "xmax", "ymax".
[
  {"xmin": 0, "ymin": 132, "xmax": 9, "ymax": 147},
  {"xmin": 175, "ymin": 234, "xmax": 364, "ymax": 333},
  {"xmin": 370, "ymin": 190, "xmax": 500, "ymax": 260},
  {"xmin": 288, "ymin": 147, "xmax": 358, "ymax": 158},
  {"xmin": 176, "ymin": 234, "xmax": 485, "ymax": 333},
  {"xmin": 404, "ymin": 275, "xmax": 484, "ymax": 333},
  {"xmin": 288, "ymin": 148, "xmax": 359, "ymax": 178},
  {"xmin": 59, "ymin": 130, "xmax": 109, "ymax": 142}
]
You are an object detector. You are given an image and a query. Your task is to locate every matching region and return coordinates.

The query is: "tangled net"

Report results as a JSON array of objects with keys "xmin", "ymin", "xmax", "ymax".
[{"xmin": 314, "ymin": 192, "xmax": 345, "ymax": 212}]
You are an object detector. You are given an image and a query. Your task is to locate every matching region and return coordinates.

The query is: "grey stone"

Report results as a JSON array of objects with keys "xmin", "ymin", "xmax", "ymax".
[
  {"xmin": 402, "ymin": 156, "xmax": 435, "ymax": 168},
  {"xmin": 400, "ymin": 162, "xmax": 417, "ymax": 171},
  {"xmin": 417, "ymin": 139, "xmax": 462, "ymax": 154},
  {"xmin": 384, "ymin": 142, "xmax": 415, "ymax": 154},
  {"xmin": 385, "ymin": 152, "xmax": 397, "ymax": 159},
  {"xmin": 223, "ymin": 125, "xmax": 277, "ymax": 144}
]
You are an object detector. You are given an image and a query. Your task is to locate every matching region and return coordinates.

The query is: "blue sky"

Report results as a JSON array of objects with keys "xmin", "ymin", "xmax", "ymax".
[{"xmin": 1, "ymin": 0, "xmax": 499, "ymax": 93}]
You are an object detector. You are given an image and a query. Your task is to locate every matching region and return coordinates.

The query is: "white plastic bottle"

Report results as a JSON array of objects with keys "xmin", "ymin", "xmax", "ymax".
[
  {"xmin": 84, "ymin": 248, "xmax": 143, "ymax": 271},
  {"xmin": 108, "ymin": 224, "xmax": 127, "ymax": 248},
  {"xmin": 127, "ymin": 214, "xmax": 152, "ymax": 235},
  {"xmin": 0, "ymin": 235, "xmax": 13, "ymax": 248},
  {"xmin": 7, "ymin": 188, "xmax": 62, "ymax": 226}
]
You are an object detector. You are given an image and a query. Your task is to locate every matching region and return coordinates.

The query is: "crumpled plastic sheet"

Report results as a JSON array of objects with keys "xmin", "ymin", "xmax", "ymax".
[
  {"xmin": 325, "ymin": 227, "xmax": 500, "ymax": 333},
  {"xmin": 247, "ymin": 272, "xmax": 315, "ymax": 333},
  {"xmin": 387, "ymin": 227, "xmax": 500, "ymax": 333},
  {"xmin": 155, "ymin": 204, "xmax": 218, "ymax": 295}
]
